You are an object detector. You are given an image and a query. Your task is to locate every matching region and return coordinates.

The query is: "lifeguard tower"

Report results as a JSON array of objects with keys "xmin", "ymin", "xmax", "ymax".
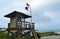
[{"xmin": 4, "ymin": 11, "xmax": 39, "ymax": 39}]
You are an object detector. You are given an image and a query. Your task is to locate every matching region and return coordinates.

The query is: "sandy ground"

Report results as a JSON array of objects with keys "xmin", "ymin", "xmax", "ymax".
[{"xmin": 41, "ymin": 36, "xmax": 60, "ymax": 39}]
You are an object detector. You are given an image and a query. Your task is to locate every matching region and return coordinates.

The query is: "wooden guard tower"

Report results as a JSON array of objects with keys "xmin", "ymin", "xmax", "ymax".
[{"xmin": 4, "ymin": 11, "xmax": 35, "ymax": 37}]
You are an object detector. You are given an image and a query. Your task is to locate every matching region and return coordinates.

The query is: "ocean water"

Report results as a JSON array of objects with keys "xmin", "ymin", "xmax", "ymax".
[{"xmin": 36, "ymin": 29, "xmax": 60, "ymax": 34}]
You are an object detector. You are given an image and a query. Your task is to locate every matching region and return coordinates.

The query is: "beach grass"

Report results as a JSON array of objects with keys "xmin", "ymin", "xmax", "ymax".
[
  {"xmin": 0, "ymin": 31, "xmax": 34, "ymax": 39},
  {"xmin": 0, "ymin": 31, "xmax": 60, "ymax": 39}
]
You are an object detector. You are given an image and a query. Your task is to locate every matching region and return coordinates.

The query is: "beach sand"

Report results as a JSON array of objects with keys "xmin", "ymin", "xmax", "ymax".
[{"xmin": 41, "ymin": 36, "xmax": 60, "ymax": 39}]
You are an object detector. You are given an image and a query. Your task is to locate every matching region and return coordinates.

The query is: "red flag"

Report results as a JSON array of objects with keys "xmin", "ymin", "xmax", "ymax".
[{"xmin": 26, "ymin": 3, "xmax": 30, "ymax": 6}]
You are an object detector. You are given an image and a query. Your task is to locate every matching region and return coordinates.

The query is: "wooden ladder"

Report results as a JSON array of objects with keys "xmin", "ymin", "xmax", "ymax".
[{"xmin": 31, "ymin": 29, "xmax": 39, "ymax": 39}]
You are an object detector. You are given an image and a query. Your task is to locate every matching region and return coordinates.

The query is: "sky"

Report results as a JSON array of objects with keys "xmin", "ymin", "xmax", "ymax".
[{"xmin": 0, "ymin": 0, "xmax": 60, "ymax": 31}]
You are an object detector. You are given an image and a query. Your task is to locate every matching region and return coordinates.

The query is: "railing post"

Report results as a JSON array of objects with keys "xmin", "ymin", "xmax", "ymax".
[
  {"xmin": 30, "ymin": 23, "xmax": 35, "ymax": 30},
  {"xmin": 30, "ymin": 23, "xmax": 35, "ymax": 36},
  {"xmin": 8, "ymin": 23, "xmax": 10, "ymax": 36}
]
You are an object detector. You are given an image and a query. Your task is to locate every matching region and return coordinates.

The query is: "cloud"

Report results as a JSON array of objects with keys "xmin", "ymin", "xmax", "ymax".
[
  {"xmin": 44, "ymin": 11, "xmax": 55, "ymax": 18},
  {"xmin": 27, "ymin": 0, "xmax": 49, "ymax": 9},
  {"xmin": 0, "ymin": 0, "xmax": 60, "ymax": 30},
  {"xmin": 31, "ymin": 0, "xmax": 60, "ymax": 11},
  {"xmin": 31, "ymin": 0, "xmax": 60, "ymax": 29}
]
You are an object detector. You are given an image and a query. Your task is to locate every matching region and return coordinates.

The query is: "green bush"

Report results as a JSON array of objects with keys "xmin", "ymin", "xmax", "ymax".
[{"xmin": 37, "ymin": 32, "xmax": 60, "ymax": 37}]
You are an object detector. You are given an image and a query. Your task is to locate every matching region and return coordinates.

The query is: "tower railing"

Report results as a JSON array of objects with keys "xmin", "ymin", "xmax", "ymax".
[{"xmin": 8, "ymin": 22, "xmax": 34, "ymax": 30}]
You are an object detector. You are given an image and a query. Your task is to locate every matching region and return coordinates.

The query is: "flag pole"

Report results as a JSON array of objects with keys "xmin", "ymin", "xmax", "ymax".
[
  {"xmin": 30, "ymin": 5, "xmax": 32, "ymax": 23},
  {"xmin": 25, "ymin": 3, "xmax": 32, "ymax": 22}
]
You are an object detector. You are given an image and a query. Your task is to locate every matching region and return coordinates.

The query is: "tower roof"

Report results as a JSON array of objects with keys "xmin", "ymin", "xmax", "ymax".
[{"xmin": 4, "ymin": 11, "xmax": 31, "ymax": 18}]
